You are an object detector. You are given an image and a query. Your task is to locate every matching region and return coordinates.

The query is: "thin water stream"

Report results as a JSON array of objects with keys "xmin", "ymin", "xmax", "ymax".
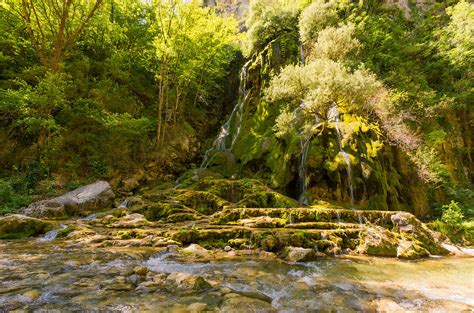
[
  {"xmin": 328, "ymin": 106, "xmax": 354, "ymax": 205},
  {"xmin": 200, "ymin": 66, "xmax": 249, "ymax": 170}
]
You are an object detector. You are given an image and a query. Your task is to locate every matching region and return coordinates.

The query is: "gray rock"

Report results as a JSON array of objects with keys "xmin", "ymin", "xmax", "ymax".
[
  {"xmin": 23, "ymin": 181, "xmax": 114, "ymax": 218},
  {"xmin": 167, "ymin": 244, "xmax": 180, "ymax": 254},
  {"xmin": 224, "ymin": 245, "xmax": 232, "ymax": 252},
  {"xmin": 164, "ymin": 272, "xmax": 212, "ymax": 294}
]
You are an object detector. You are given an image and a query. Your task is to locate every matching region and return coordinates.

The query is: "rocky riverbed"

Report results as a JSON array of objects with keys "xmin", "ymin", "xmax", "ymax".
[
  {"xmin": 0, "ymin": 239, "xmax": 473, "ymax": 312},
  {"xmin": 1, "ymin": 179, "xmax": 473, "ymax": 311}
]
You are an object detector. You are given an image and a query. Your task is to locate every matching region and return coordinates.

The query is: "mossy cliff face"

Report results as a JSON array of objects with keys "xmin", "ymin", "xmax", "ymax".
[{"xmin": 223, "ymin": 35, "xmax": 431, "ymax": 217}]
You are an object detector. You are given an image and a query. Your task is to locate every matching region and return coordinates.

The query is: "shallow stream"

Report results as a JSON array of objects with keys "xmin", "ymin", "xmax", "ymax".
[{"xmin": 1, "ymin": 239, "xmax": 472, "ymax": 312}]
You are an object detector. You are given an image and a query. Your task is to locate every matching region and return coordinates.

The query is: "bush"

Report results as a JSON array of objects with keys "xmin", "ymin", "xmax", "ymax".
[
  {"xmin": 0, "ymin": 179, "xmax": 32, "ymax": 215},
  {"xmin": 441, "ymin": 200, "xmax": 464, "ymax": 226}
]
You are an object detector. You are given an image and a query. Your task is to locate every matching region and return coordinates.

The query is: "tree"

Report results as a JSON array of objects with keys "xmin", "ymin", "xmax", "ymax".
[
  {"xmin": 267, "ymin": 59, "xmax": 381, "ymax": 122},
  {"xmin": 308, "ymin": 23, "xmax": 360, "ymax": 62},
  {"xmin": 298, "ymin": 0, "xmax": 342, "ymax": 44},
  {"xmin": 437, "ymin": 0, "xmax": 474, "ymax": 67},
  {"xmin": 152, "ymin": 0, "xmax": 238, "ymax": 146},
  {"xmin": 246, "ymin": 0, "xmax": 300, "ymax": 54},
  {"xmin": 1, "ymin": 0, "xmax": 105, "ymax": 71}
]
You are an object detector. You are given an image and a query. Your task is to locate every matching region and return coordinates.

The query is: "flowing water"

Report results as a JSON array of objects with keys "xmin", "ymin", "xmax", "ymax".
[
  {"xmin": 299, "ymin": 41, "xmax": 305, "ymax": 66},
  {"xmin": 328, "ymin": 106, "xmax": 354, "ymax": 205},
  {"xmin": 36, "ymin": 225, "xmax": 66, "ymax": 242},
  {"xmin": 297, "ymin": 112, "xmax": 322, "ymax": 205},
  {"xmin": 1, "ymin": 240, "xmax": 472, "ymax": 312},
  {"xmin": 200, "ymin": 66, "xmax": 249, "ymax": 170},
  {"xmin": 298, "ymin": 136, "xmax": 311, "ymax": 205}
]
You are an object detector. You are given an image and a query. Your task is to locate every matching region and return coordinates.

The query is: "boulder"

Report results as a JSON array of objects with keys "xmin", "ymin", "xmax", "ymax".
[
  {"xmin": 281, "ymin": 246, "xmax": 318, "ymax": 262},
  {"xmin": 397, "ymin": 240, "xmax": 430, "ymax": 259},
  {"xmin": 23, "ymin": 181, "xmax": 114, "ymax": 218},
  {"xmin": 358, "ymin": 226, "xmax": 399, "ymax": 257},
  {"xmin": 219, "ymin": 295, "xmax": 277, "ymax": 313},
  {"xmin": 181, "ymin": 244, "xmax": 211, "ymax": 258},
  {"xmin": 110, "ymin": 213, "xmax": 149, "ymax": 228},
  {"xmin": 101, "ymin": 276, "xmax": 134, "ymax": 291},
  {"xmin": 164, "ymin": 272, "xmax": 212, "ymax": 294},
  {"xmin": 0, "ymin": 214, "xmax": 54, "ymax": 239}
]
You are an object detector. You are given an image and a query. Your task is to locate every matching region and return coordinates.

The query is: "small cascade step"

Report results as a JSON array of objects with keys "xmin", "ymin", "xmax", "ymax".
[
  {"xmin": 170, "ymin": 225, "xmax": 361, "ymax": 252},
  {"xmin": 284, "ymin": 222, "xmax": 361, "ymax": 230},
  {"xmin": 216, "ymin": 207, "xmax": 395, "ymax": 226}
]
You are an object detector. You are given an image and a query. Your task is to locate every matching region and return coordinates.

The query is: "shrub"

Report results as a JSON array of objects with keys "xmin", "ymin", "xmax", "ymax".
[
  {"xmin": 0, "ymin": 179, "xmax": 32, "ymax": 215},
  {"xmin": 441, "ymin": 200, "xmax": 464, "ymax": 226}
]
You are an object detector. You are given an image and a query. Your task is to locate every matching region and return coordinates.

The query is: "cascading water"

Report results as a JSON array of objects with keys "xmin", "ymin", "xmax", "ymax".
[
  {"xmin": 298, "ymin": 111, "xmax": 322, "ymax": 205},
  {"xmin": 298, "ymin": 136, "xmax": 311, "ymax": 205},
  {"xmin": 299, "ymin": 41, "xmax": 305, "ymax": 65},
  {"xmin": 328, "ymin": 106, "xmax": 354, "ymax": 205},
  {"xmin": 200, "ymin": 66, "xmax": 249, "ymax": 170},
  {"xmin": 37, "ymin": 224, "xmax": 67, "ymax": 242}
]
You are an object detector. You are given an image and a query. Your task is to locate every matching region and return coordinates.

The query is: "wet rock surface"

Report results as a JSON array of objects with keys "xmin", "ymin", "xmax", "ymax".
[
  {"xmin": 0, "ymin": 241, "xmax": 472, "ymax": 312},
  {"xmin": 1, "ymin": 178, "xmax": 472, "ymax": 311}
]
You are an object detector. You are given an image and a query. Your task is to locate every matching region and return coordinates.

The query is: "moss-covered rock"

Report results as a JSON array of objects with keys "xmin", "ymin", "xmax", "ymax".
[
  {"xmin": 357, "ymin": 226, "xmax": 399, "ymax": 257},
  {"xmin": 281, "ymin": 246, "xmax": 318, "ymax": 262},
  {"xmin": 0, "ymin": 214, "xmax": 54, "ymax": 239},
  {"xmin": 163, "ymin": 272, "xmax": 212, "ymax": 295}
]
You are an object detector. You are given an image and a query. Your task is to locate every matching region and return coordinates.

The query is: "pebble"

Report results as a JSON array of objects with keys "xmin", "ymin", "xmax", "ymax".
[{"xmin": 134, "ymin": 265, "xmax": 149, "ymax": 276}]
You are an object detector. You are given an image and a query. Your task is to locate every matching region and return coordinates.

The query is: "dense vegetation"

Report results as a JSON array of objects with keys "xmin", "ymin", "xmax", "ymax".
[{"xmin": 0, "ymin": 0, "xmax": 472, "ymax": 242}]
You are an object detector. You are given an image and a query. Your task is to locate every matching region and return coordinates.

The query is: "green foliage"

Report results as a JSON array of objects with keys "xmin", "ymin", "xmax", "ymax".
[
  {"xmin": 436, "ymin": 0, "xmax": 474, "ymax": 67},
  {"xmin": 441, "ymin": 200, "xmax": 464, "ymax": 226},
  {"xmin": 0, "ymin": 179, "xmax": 32, "ymax": 215},
  {"xmin": 299, "ymin": 0, "xmax": 349, "ymax": 43},
  {"xmin": 246, "ymin": 0, "xmax": 301, "ymax": 54},
  {"xmin": 308, "ymin": 23, "xmax": 360, "ymax": 62},
  {"xmin": 267, "ymin": 59, "xmax": 381, "ymax": 120}
]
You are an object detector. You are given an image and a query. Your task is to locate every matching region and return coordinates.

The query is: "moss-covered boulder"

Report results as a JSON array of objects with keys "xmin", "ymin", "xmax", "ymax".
[
  {"xmin": 0, "ymin": 214, "xmax": 54, "ymax": 239},
  {"xmin": 281, "ymin": 246, "xmax": 318, "ymax": 262},
  {"xmin": 357, "ymin": 226, "xmax": 399, "ymax": 257}
]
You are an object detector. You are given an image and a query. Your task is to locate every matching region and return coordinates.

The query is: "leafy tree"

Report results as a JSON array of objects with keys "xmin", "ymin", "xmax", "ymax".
[
  {"xmin": 267, "ymin": 59, "xmax": 381, "ymax": 122},
  {"xmin": 308, "ymin": 23, "xmax": 360, "ymax": 62},
  {"xmin": 1, "ymin": 0, "xmax": 105, "ymax": 71},
  {"xmin": 437, "ymin": 0, "xmax": 474, "ymax": 67},
  {"xmin": 299, "ymin": 0, "xmax": 345, "ymax": 44},
  {"xmin": 152, "ymin": 0, "xmax": 238, "ymax": 146},
  {"xmin": 245, "ymin": 0, "xmax": 300, "ymax": 54}
]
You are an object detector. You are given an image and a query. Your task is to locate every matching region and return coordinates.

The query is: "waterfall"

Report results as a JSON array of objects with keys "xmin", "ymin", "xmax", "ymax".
[
  {"xmin": 298, "ymin": 136, "xmax": 311, "ymax": 205},
  {"xmin": 328, "ymin": 106, "xmax": 354, "ymax": 205},
  {"xmin": 299, "ymin": 41, "xmax": 305, "ymax": 65},
  {"xmin": 38, "ymin": 225, "xmax": 66, "ymax": 242},
  {"xmin": 297, "ymin": 112, "xmax": 321, "ymax": 206},
  {"xmin": 200, "ymin": 66, "xmax": 249, "ymax": 170}
]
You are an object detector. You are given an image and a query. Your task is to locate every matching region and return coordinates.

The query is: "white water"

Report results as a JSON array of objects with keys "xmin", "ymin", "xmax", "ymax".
[
  {"xmin": 299, "ymin": 41, "xmax": 305, "ymax": 65},
  {"xmin": 200, "ymin": 66, "xmax": 249, "ymax": 170},
  {"xmin": 298, "ymin": 112, "xmax": 322, "ymax": 205},
  {"xmin": 298, "ymin": 136, "xmax": 311, "ymax": 205},
  {"xmin": 328, "ymin": 106, "xmax": 354, "ymax": 205},
  {"xmin": 37, "ymin": 225, "xmax": 66, "ymax": 242}
]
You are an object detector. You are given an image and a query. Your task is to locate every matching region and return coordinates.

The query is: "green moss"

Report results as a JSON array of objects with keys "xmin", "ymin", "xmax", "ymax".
[{"xmin": 56, "ymin": 226, "xmax": 76, "ymax": 238}]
